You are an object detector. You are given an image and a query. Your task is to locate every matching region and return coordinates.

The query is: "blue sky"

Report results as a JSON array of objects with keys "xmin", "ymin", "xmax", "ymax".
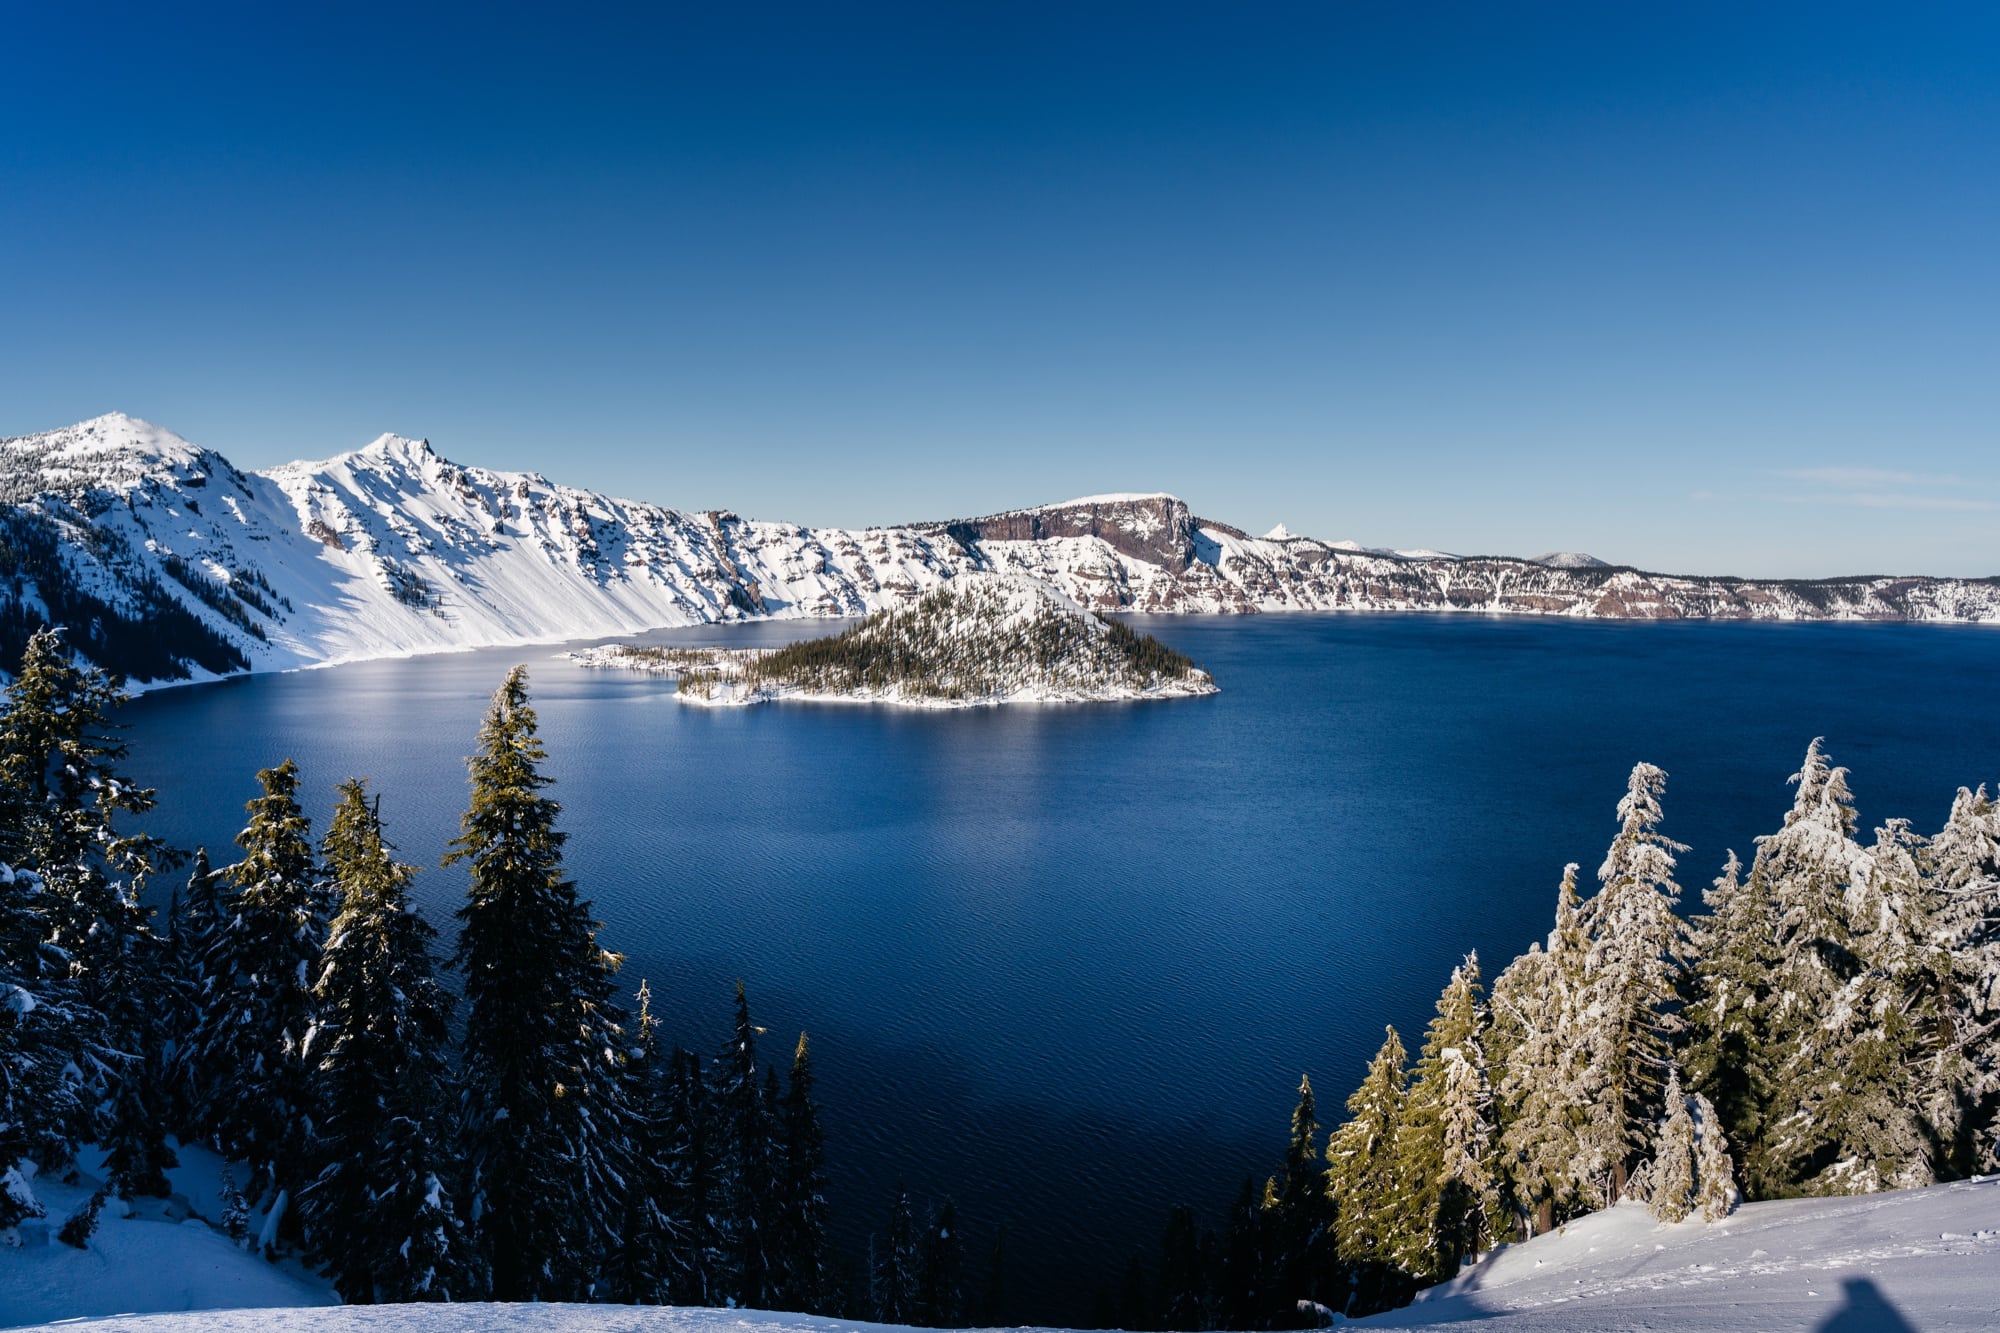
[{"xmin": 3, "ymin": 2, "xmax": 1996, "ymax": 575}]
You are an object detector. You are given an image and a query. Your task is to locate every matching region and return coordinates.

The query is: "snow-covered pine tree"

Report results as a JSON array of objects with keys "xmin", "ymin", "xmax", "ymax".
[
  {"xmin": 717, "ymin": 979, "xmax": 775, "ymax": 1308},
  {"xmin": 1325, "ymin": 1025, "xmax": 1409, "ymax": 1314},
  {"xmin": 187, "ymin": 757, "xmax": 327, "ymax": 1218},
  {"xmin": 920, "ymin": 1197, "xmax": 965, "ymax": 1326},
  {"xmin": 1577, "ymin": 762, "xmax": 1690, "ymax": 1203},
  {"xmin": 1772, "ymin": 817, "xmax": 1941, "ymax": 1195},
  {"xmin": 1756, "ymin": 740, "xmax": 1873, "ymax": 1195},
  {"xmin": 775, "ymin": 1032, "xmax": 832, "ymax": 1313},
  {"xmin": 1267, "ymin": 1073, "xmax": 1334, "ymax": 1310},
  {"xmin": 0, "ymin": 627, "xmax": 171, "ymax": 1184},
  {"xmin": 450, "ymin": 666, "xmax": 632, "ymax": 1300},
  {"xmin": 0, "ymin": 863, "xmax": 91, "ymax": 1226},
  {"xmin": 1647, "ymin": 1068, "xmax": 1697, "ymax": 1223},
  {"xmin": 608, "ymin": 981, "xmax": 679, "ymax": 1304},
  {"xmin": 665, "ymin": 1046, "xmax": 728, "ymax": 1307},
  {"xmin": 873, "ymin": 1186, "xmax": 922, "ymax": 1324},
  {"xmin": 1494, "ymin": 866, "xmax": 1597, "ymax": 1233},
  {"xmin": 1387, "ymin": 954, "xmax": 1497, "ymax": 1283},
  {"xmin": 1691, "ymin": 1092, "xmax": 1738, "ymax": 1222},
  {"xmin": 1680, "ymin": 849, "xmax": 1781, "ymax": 1189},
  {"xmin": 162, "ymin": 847, "xmax": 221, "ymax": 1126},
  {"xmin": 1926, "ymin": 785, "xmax": 2000, "ymax": 1172},
  {"xmin": 298, "ymin": 778, "xmax": 469, "ymax": 1302}
]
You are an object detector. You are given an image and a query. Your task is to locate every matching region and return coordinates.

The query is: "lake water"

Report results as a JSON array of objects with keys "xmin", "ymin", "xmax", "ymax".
[{"xmin": 119, "ymin": 614, "xmax": 2000, "ymax": 1320}]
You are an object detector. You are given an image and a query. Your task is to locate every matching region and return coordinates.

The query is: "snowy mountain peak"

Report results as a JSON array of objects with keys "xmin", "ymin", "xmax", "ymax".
[
  {"xmin": 1263, "ymin": 523, "xmax": 1296, "ymax": 541},
  {"xmin": 1530, "ymin": 550, "xmax": 1611, "ymax": 569},
  {"xmin": 357, "ymin": 433, "xmax": 437, "ymax": 463}
]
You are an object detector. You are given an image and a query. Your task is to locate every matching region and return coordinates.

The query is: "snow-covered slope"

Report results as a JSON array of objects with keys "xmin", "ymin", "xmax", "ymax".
[
  {"xmin": 9, "ymin": 1181, "xmax": 1999, "ymax": 1331},
  {"xmin": 5, "ymin": 414, "xmax": 1999, "ymax": 686},
  {"xmin": 1363, "ymin": 1179, "xmax": 2000, "ymax": 1330}
]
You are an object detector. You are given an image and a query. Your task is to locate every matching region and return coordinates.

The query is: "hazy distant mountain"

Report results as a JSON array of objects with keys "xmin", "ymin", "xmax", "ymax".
[
  {"xmin": 4, "ymin": 414, "xmax": 1996, "ymax": 684},
  {"xmin": 1530, "ymin": 551, "xmax": 1612, "ymax": 569}
]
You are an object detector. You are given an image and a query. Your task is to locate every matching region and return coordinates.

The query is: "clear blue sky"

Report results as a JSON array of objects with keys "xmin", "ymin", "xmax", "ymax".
[{"xmin": 3, "ymin": 2, "xmax": 1996, "ymax": 576}]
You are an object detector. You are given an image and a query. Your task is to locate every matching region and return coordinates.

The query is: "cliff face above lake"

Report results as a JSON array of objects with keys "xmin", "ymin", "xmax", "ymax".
[{"xmin": 6, "ymin": 413, "xmax": 1997, "ymax": 684}]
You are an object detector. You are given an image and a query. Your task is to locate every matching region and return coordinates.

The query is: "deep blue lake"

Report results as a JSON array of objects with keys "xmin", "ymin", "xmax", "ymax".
[{"xmin": 119, "ymin": 614, "xmax": 2000, "ymax": 1320}]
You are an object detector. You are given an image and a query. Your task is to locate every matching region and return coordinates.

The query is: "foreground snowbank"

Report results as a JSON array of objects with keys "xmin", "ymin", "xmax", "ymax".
[
  {"xmin": 1366, "ymin": 1175, "xmax": 2000, "ymax": 1330},
  {"xmin": 0, "ymin": 1142, "xmax": 333, "ymax": 1329},
  {"xmin": 9, "ymin": 1178, "xmax": 1998, "ymax": 1331}
]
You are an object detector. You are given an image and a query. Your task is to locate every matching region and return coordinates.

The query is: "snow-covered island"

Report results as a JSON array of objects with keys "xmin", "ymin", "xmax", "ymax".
[{"xmin": 569, "ymin": 574, "xmax": 1217, "ymax": 708}]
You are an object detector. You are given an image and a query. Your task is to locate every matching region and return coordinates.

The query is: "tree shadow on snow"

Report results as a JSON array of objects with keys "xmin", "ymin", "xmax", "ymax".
[{"xmin": 1813, "ymin": 1277, "xmax": 1919, "ymax": 1332}]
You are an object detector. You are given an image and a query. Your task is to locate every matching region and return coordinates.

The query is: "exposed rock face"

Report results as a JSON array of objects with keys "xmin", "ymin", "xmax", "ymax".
[
  {"xmin": 3, "ymin": 414, "xmax": 1997, "ymax": 686},
  {"xmin": 934, "ymin": 494, "xmax": 1203, "ymax": 574}
]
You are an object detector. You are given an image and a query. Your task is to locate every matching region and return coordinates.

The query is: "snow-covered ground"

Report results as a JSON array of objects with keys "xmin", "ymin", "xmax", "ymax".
[
  {"xmin": 1366, "ymin": 1178, "xmax": 2000, "ymax": 1331},
  {"xmin": 0, "ymin": 1142, "xmax": 334, "ymax": 1329},
  {"xmin": 9, "ymin": 1178, "xmax": 1997, "ymax": 1331}
]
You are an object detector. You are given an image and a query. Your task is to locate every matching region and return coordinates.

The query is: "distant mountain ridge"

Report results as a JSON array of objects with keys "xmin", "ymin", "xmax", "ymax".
[{"xmin": 4, "ymin": 413, "xmax": 1997, "ymax": 685}]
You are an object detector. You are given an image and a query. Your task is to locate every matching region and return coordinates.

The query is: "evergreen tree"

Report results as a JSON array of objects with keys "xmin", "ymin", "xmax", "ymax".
[
  {"xmin": 1387, "ymin": 954, "xmax": 1496, "ymax": 1284},
  {"xmin": 298, "ymin": 779, "xmax": 469, "ymax": 1302},
  {"xmin": 1927, "ymin": 786, "xmax": 2000, "ymax": 1171},
  {"xmin": 718, "ymin": 979, "xmax": 775, "ymax": 1307},
  {"xmin": 1216, "ymin": 1177, "xmax": 1264, "ymax": 1331},
  {"xmin": 1267, "ymin": 1073, "xmax": 1334, "ymax": 1312},
  {"xmin": 920, "ymin": 1197, "xmax": 965, "ymax": 1327},
  {"xmin": 1681, "ymin": 850, "xmax": 1781, "ymax": 1187},
  {"xmin": 0, "ymin": 627, "xmax": 169, "ymax": 1180},
  {"xmin": 450, "ymin": 666, "xmax": 631, "ymax": 1300},
  {"xmin": 0, "ymin": 860, "xmax": 92, "ymax": 1219},
  {"xmin": 872, "ymin": 1186, "xmax": 922, "ymax": 1324},
  {"xmin": 665, "ymin": 1047, "xmax": 728, "ymax": 1306},
  {"xmin": 1757, "ymin": 741, "xmax": 1872, "ymax": 1194},
  {"xmin": 1325, "ymin": 1025, "xmax": 1408, "ymax": 1315},
  {"xmin": 610, "ymin": 981, "xmax": 678, "ymax": 1304},
  {"xmin": 1647, "ymin": 1069, "xmax": 1697, "ymax": 1223},
  {"xmin": 1494, "ymin": 866, "xmax": 1596, "ymax": 1232},
  {"xmin": 1577, "ymin": 763, "xmax": 1689, "ymax": 1202},
  {"xmin": 164, "ymin": 847, "xmax": 222, "ymax": 1126},
  {"xmin": 187, "ymin": 757, "xmax": 327, "ymax": 1214},
  {"xmin": 1691, "ymin": 1092, "xmax": 1738, "ymax": 1222},
  {"xmin": 776, "ymin": 1032, "xmax": 832, "ymax": 1313}
]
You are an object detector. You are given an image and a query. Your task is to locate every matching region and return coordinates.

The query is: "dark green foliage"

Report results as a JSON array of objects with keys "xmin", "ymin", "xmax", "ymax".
[
  {"xmin": 872, "ymin": 1186, "xmax": 922, "ymax": 1324},
  {"xmin": 665, "ymin": 1047, "xmax": 729, "ymax": 1306},
  {"xmin": 0, "ymin": 627, "xmax": 172, "ymax": 1183},
  {"xmin": 0, "ymin": 511, "xmax": 249, "ymax": 680},
  {"xmin": 57, "ymin": 1185, "xmax": 107, "ymax": 1248},
  {"xmin": 609, "ymin": 981, "xmax": 678, "ymax": 1305},
  {"xmin": 674, "ymin": 578, "xmax": 1205, "ymax": 702},
  {"xmin": 299, "ymin": 779, "xmax": 468, "ymax": 1302},
  {"xmin": 920, "ymin": 1198, "xmax": 965, "ymax": 1327},
  {"xmin": 717, "ymin": 979, "xmax": 776, "ymax": 1307},
  {"xmin": 1265, "ymin": 1074, "xmax": 1336, "ymax": 1319},
  {"xmin": 776, "ymin": 1032, "xmax": 833, "ymax": 1313},
  {"xmin": 450, "ymin": 665, "xmax": 631, "ymax": 1301},
  {"xmin": 188, "ymin": 758, "xmax": 327, "ymax": 1197}
]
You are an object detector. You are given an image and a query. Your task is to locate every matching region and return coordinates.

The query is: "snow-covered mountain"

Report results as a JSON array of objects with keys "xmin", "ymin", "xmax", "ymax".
[{"xmin": 5, "ymin": 414, "xmax": 1998, "ymax": 686}]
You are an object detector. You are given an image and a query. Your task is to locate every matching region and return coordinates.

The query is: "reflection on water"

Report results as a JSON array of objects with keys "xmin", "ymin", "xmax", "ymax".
[{"xmin": 121, "ymin": 614, "xmax": 2000, "ymax": 1320}]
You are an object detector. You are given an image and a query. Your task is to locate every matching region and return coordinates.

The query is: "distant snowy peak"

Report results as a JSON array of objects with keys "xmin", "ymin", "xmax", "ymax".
[
  {"xmin": 1262, "ymin": 523, "xmax": 1297, "ymax": 541},
  {"xmin": 1530, "ymin": 551, "xmax": 1611, "ymax": 569}
]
